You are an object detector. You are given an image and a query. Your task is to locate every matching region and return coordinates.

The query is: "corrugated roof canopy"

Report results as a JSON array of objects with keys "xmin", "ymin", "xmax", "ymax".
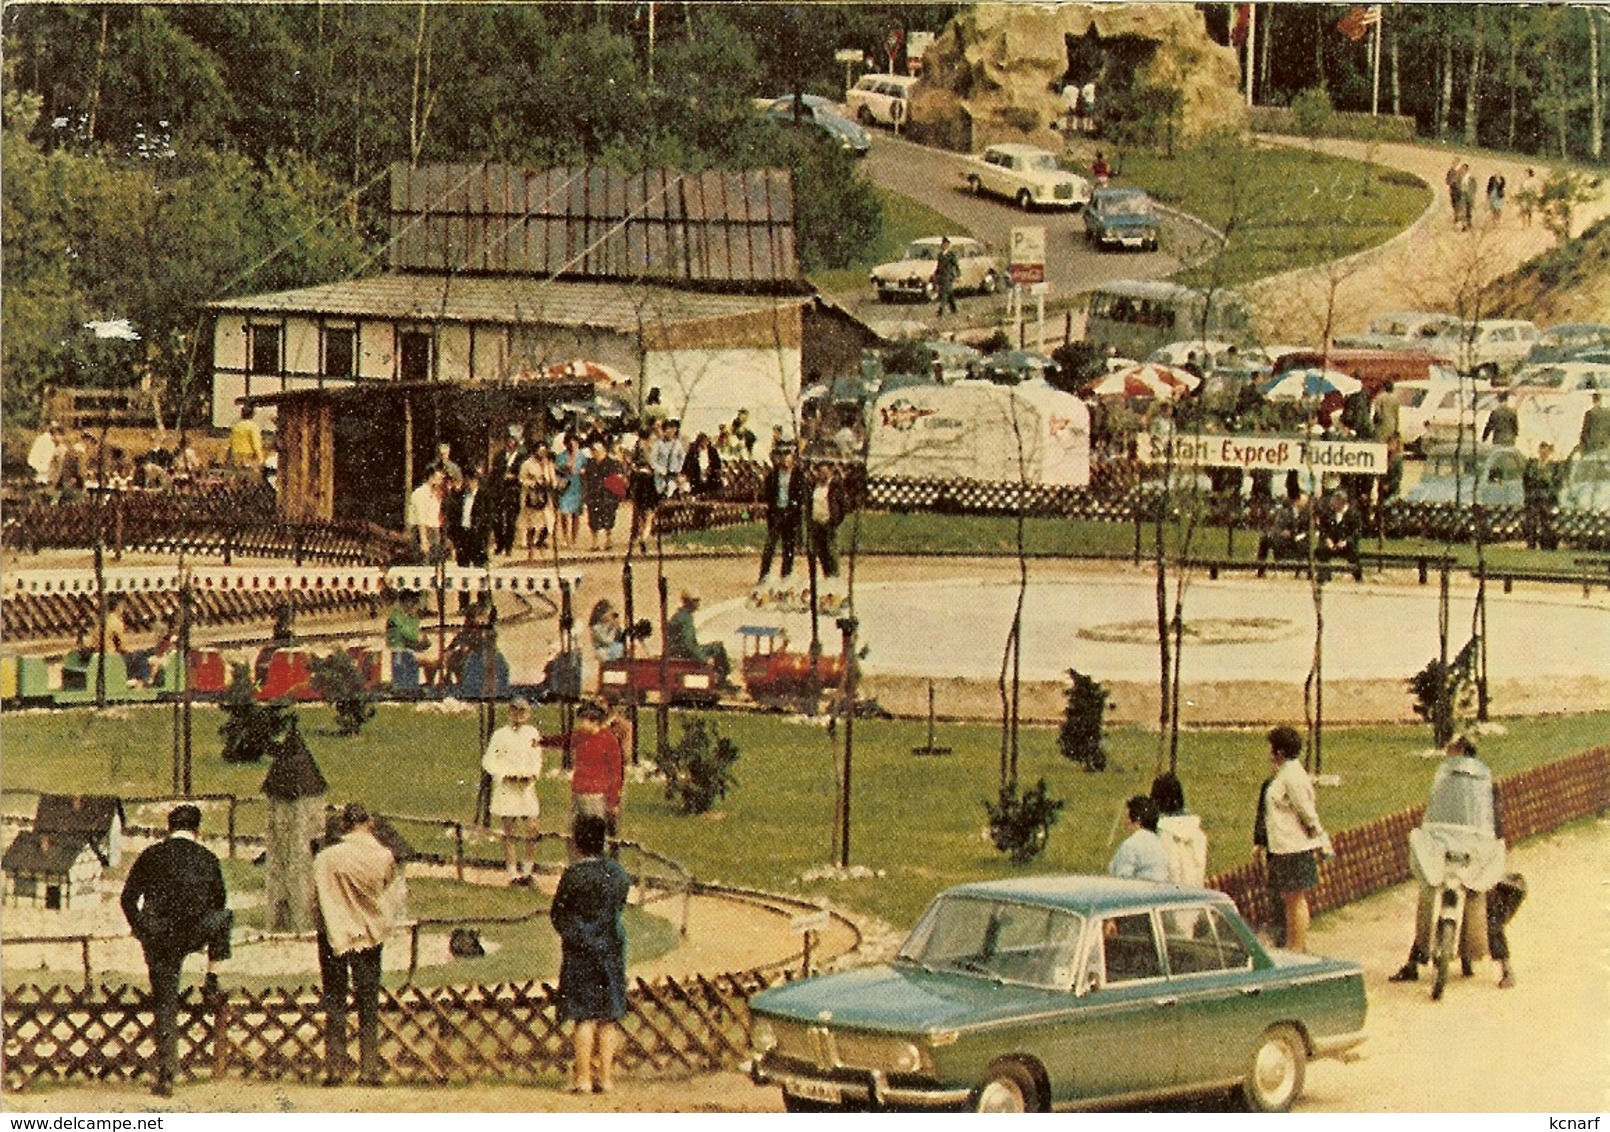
[
  {"xmin": 389, "ymin": 164, "xmax": 800, "ymax": 283},
  {"xmin": 209, "ymin": 274, "xmax": 812, "ymax": 332}
]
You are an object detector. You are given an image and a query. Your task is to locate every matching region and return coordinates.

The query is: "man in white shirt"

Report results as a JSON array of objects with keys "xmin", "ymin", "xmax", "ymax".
[
  {"xmin": 408, "ymin": 469, "xmax": 445, "ymax": 564},
  {"xmin": 481, "ymin": 698, "xmax": 543, "ymax": 885},
  {"xmin": 28, "ymin": 422, "xmax": 62, "ymax": 487},
  {"xmin": 312, "ymin": 802, "xmax": 405, "ymax": 1087}
]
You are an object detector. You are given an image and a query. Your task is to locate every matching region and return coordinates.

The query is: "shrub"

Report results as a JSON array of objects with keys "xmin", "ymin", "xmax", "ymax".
[
  {"xmin": 219, "ymin": 663, "xmax": 294, "ymax": 763},
  {"xmin": 1407, "ymin": 638, "xmax": 1478, "ymax": 746},
  {"xmin": 1058, "ymin": 668, "xmax": 1111, "ymax": 771},
  {"xmin": 1049, "ymin": 340, "xmax": 1108, "ymax": 394},
  {"xmin": 309, "ymin": 649, "xmax": 374, "ymax": 737},
  {"xmin": 659, "ymin": 718, "xmax": 739, "ymax": 815},
  {"xmin": 984, "ymin": 778, "xmax": 1064, "ymax": 863},
  {"xmin": 1290, "ymin": 87, "xmax": 1335, "ymax": 154}
]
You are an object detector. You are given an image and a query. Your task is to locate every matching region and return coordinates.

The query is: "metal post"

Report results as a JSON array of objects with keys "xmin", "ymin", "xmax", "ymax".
[
  {"xmin": 622, "ymin": 558, "xmax": 639, "ymax": 764},
  {"xmin": 656, "ymin": 531, "xmax": 670, "ymax": 762},
  {"xmin": 836, "ymin": 614, "xmax": 858, "ymax": 868},
  {"xmin": 180, "ymin": 568, "xmax": 193, "ymax": 795}
]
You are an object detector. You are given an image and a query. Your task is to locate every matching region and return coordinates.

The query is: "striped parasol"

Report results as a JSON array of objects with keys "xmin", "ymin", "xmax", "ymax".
[
  {"xmin": 1256, "ymin": 367, "xmax": 1362, "ymax": 401},
  {"xmin": 1084, "ymin": 361, "xmax": 1202, "ymax": 400}
]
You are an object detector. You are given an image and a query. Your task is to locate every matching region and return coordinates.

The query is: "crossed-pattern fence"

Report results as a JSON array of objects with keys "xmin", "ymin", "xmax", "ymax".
[
  {"xmin": 1, "ymin": 585, "xmax": 381, "ymax": 644},
  {"xmin": 2, "ymin": 483, "xmax": 410, "ymax": 566},
  {"xmin": 5, "ymin": 746, "xmax": 1606, "ymax": 1093},
  {"xmin": 2, "ymin": 972, "xmax": 776, "ymax": 1092}
]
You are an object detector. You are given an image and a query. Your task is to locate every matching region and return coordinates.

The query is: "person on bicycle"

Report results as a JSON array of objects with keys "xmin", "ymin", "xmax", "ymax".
[{"xmin": 1389, "ymin": 735, "xmax": 1504, "ymax": 985}]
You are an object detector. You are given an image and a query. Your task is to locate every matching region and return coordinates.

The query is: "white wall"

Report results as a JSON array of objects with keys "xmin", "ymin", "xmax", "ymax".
[{"xmin": 645, "ymin": 346, "xmax": 802, "ymax": 443}]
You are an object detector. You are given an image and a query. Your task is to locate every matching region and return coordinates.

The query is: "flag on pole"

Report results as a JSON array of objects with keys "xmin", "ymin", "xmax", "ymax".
[
  {"xmin": 1336, "ymin": 4, "xmax": 1381, "ymax": 42},
  {"xmin": 1231, "ymin": 3, "xmax": 1252, "ymax": 48}
]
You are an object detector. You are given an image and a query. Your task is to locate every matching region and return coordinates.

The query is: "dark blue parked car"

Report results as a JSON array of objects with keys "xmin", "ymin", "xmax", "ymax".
[{"xmin": 1084, "ymin": 188, "xmax": 1161, "ymax": 252}]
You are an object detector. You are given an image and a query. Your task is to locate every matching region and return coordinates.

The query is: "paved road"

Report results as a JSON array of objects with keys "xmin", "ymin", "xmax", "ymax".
[{"xmin": 841, "ymin": 130, "xmax": 1192, "ymax": 331}]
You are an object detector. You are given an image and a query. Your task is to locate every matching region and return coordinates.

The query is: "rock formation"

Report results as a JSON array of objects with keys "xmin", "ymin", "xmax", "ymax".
[{"xmin": 911, "ymin": 3, "xmax": 1247, "ymax": 152}]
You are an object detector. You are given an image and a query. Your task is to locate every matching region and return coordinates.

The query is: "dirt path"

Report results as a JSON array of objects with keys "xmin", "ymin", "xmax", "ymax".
[
  {"xmin": 8, "ymin": 817, "xmax": 1602, "ymax": 1114},
  {"xmin": 1244, "ymin": 135, "xmax": 1610, "ymax": 345}
]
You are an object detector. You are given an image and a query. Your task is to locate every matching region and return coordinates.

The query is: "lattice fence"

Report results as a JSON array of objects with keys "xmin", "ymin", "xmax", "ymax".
[
  {"xmin": 2, "ymin": 484, "xmax": 409, "ymax": 566},
  {"xmin": 6, "ymin": 748, "xmax": 1605, "ymax": 1092},
  {"xmin": 0, "ymin": 585, "xmax": 381, "ymax": 643},
  {"xmin": 3, "ymin": 971, "xmax": 775, "ymax": 1092},
  {"xmin": 1213, "ymin": 745, "xmax": 1610, "ymax": 932}
]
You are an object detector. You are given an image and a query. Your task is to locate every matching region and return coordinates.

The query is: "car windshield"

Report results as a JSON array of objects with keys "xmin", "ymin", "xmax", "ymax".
[
  {"xmin": 904, "ymin": 243, "xmax": 942, "ymax": 262},
  {"xmin": 1024, "ymin": 152, "xmax": 1060, "ymax": 172},
  {"xmin": 1105, "ymin": 194, "xmax": 1153, "ymax": 216},
  {"xmin": 1515, "ymin": 367, "xmax": 1567, "ymax": 390},
  {"xmin": 896, "ymin": 894, "xmax": 1085, "ymax": 989},
  {"xmin": 1399, "ymin": 388, "xmax": 1429, "ymax": 407}
]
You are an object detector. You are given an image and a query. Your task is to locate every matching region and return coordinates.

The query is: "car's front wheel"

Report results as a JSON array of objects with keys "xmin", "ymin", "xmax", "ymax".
[
  {"xmin": 979, "ymin": 270, "xmax": 999, "ymax": 295},
  {"xmin": 923, "ymin": 278, "xmax": 939, "ymax": 302},
  {"xmin": 973, "ymin": 1061, "xmax": 1043, "ymax": 1113},
  {"xmin": 1016, "ymin": 189, "xmax": 1034, "ymax": 210},
  {"xmin": 783, "ymin": 1093, "xmax": 838, "ymax": 1113},
  {"xmin": 857, "ymin": 105, "xmax": 874, "ymax": 126},
  {"xmin": 1241, "ymin": 1024, "xmax": 1306, "ymax": 1113},
  {"xmin": 967, "ymin": 174, "xmax": 983, "ymax": 195}
]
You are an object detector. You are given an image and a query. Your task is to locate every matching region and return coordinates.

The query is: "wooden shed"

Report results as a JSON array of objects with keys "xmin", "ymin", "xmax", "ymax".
[{"xmin": 208, "ymin": 163, "xmax": 880, "ymax": 453}]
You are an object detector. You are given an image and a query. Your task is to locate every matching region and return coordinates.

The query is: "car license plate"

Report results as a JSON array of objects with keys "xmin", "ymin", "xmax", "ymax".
[{"xmin": 791, "ymin": 1080, "xmax": 843, "ymax": 1104}]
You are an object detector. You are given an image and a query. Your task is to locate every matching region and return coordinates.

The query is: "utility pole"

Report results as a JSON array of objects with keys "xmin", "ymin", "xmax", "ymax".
[{"xmin": 835, "ymin": 613, "xmax": 858, "ymax": 868}]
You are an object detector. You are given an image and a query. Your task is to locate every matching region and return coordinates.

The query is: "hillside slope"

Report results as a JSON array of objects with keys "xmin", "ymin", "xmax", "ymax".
[{"xmin": 1488, "ymin": 216, "xmax": 1610, "ymax": 323}]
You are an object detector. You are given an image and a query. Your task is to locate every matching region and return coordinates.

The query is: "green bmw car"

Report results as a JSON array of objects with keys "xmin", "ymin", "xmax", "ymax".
[{"xmin": 748, "ymin": 875, "xmax": 1366, "ymax": 1113}]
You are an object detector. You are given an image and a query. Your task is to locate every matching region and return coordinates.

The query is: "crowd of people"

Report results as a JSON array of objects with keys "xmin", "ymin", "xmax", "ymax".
[{"xmin": 1445, "ymin": 158, "xmax": 1541, "ymax": 231}]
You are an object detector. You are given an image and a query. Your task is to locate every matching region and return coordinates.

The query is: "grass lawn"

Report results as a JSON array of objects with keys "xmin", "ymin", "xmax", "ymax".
[
  {"xmin": 1107, "ymin": 141, "xmax": 1430, "ymax": 289},
  {"xmin": 666, "ymin": 509, "xmax": 1600, "ymax": 577},
  {"xmin": 4, "ymin": 704, "xmax": 1604, "ymax": 934},
  {"xmin": 809, "ymin": 187, "xmax": 969, "ymax": 296}
]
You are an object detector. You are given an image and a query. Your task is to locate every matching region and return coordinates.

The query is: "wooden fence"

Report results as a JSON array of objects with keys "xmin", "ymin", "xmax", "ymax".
[
  {"xmin": 2, "ymin": 971, "xmax": 776, "ymax": 1092},
  {"xmin": 4, "ymin": 746, "xmax": 1606, "ymax": 1093}
]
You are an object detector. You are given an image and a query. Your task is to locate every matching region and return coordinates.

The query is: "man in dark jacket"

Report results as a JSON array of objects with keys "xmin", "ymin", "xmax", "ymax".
[
  {"xmin": 487, "ymin": 431, "xmax": 526, "ymax": 557},
  {"xmin": 758, "ymin": 448, "xmax": 806, "ymax": 583},
  {"xmin": 120, "ymin": 804, "xmax": 230, "ymax": 1096}
]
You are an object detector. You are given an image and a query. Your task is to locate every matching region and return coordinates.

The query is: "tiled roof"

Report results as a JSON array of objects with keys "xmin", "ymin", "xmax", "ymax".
[
  {"xmin": 34, "ymin": 795, "xmax": 125, "ymax": 836},
  {"xmin": 3, "ymin": 830, "xmax": 98, "ymax": 876},
  {"xmin": 387, "ymin": 164, "xmax": 799, "ymax": 282},
  {"xmin": 208, "ymin": 274, "xmax": 813, "ymax": 333}
]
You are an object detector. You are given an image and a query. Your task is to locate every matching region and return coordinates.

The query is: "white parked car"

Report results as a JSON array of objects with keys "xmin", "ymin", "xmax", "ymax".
[
  {"xmin": 870, "ymin": 236, "xmax": 1001, "ymax": 303},
  {"xmin": 1336, "ymin": 310, "xmax": 1459, "ymax": 350},
  {"xmin": 1425, "ymin": 319, "xmax": 1540, "ymax": 380},
  {"xmin": 1506, "ymin": 361, "xmax": 1610, "ymax": 403},
  {"xmin": 1395, "ymin": 368, "xmax": 1486, "ymax": 451},
  {"xmin": 845, "ymin": 73, "xmax": 919, "ymax": 128},
  {"xmin": 963, "ymin": 143, "xmax": 1091, "ymax": 211}
]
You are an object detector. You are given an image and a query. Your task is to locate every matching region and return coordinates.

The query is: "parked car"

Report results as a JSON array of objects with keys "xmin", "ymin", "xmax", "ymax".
[
  {"xmin": 845, "ymin": 73, "xmax": 919, "ymax": 127},
  {"xmin": 1558, "ymin": 451, "xmax": 1610, "ymax": 514},
  {"xmin": 749, "ymin": 875, "xmax": 1367, "ymax": 1113},
  {"xmin": 1423, "ymin": 319, "xmax": 1540, "ymax": 381},
  {"xmin": 1524, "ymin": 322, "xmax": 1610, "ymax": 365},
  {"xmin": 1417, "ymin": 380, "xmax": 1499, "ymax": 450},
  {"xmin": 763, "ymin": 94, "xmax": 871, "ymax": 156},
  {"xmin": 1506, "ymin": 361, "xmax": 1610, "ymax": 402},
  {"xmin": 976, "ymin": 349, "xmax": 1059, "ymax": 386},
  {"xmin": 870, "ymin": 236, "xmax": 1001, "ymax": 303},
  {"xmin": 963, "ymin": 143, "xmax": 1091, "ymax": 211},
  {"xmin": 1270, "ymin": 348, "xmax": 1455, "ymax": 399},
  {"xmin": 1335, "ymin": 310, "xmax": 1459, "ymax": 350},
  {"xmin": 1403, "ymin": 443, "xmax": 1527, "ymax": 507},
  {"xmin": 1394, "ymin": 369, "xmax": 1484, "ymax": 452},
  {"xmin": 1083, "ymin": 187, "xmax": 1161, "ymax": 251}
]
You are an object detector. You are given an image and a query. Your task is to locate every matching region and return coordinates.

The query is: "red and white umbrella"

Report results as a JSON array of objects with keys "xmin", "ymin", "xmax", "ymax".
[
  {"xmin": 541, "ymin": 359, "xmax": 631, "ymax": 387},
  {"xmin": 1084, "ymin": 361, "xmax": 1201, "ymax": 400}
]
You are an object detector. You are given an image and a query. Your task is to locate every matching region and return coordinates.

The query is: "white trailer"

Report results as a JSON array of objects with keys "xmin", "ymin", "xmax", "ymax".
[{"xmin": 866, "ymin": 380, "xmax": 1090, "ymax": 486}]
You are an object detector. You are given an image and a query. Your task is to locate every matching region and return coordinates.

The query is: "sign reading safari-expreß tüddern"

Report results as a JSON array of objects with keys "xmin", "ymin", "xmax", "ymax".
[{"xmin": 1137, "ymin": 433, "xmax": 1389, "ymax": 476}]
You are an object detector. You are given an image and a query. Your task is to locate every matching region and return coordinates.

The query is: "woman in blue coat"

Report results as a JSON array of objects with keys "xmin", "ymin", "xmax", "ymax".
[
  {"xmin": 550, "ymin": 813, "xmax": 629, "ymax": 1093},
  {"xmin": 554, "ymin": 432, "xmax": 589, "ymax": 549}
]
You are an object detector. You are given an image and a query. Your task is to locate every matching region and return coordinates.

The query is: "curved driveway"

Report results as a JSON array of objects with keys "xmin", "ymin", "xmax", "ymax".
[{"xmin": 843, "ymin": 132, "xmax": 1193, "ymax": 326}]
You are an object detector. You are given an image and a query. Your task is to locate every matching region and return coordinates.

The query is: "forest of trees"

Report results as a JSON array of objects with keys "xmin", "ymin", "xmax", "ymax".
[{"xmin": 1, "ymin": 3, "xmax": 1602, "ymax": 425}]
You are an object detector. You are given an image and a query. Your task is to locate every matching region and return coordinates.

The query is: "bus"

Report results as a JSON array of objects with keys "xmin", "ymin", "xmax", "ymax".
[{"xmin": 1082, "ymin": 279, "xmax": 1252, "ymax": 362}]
